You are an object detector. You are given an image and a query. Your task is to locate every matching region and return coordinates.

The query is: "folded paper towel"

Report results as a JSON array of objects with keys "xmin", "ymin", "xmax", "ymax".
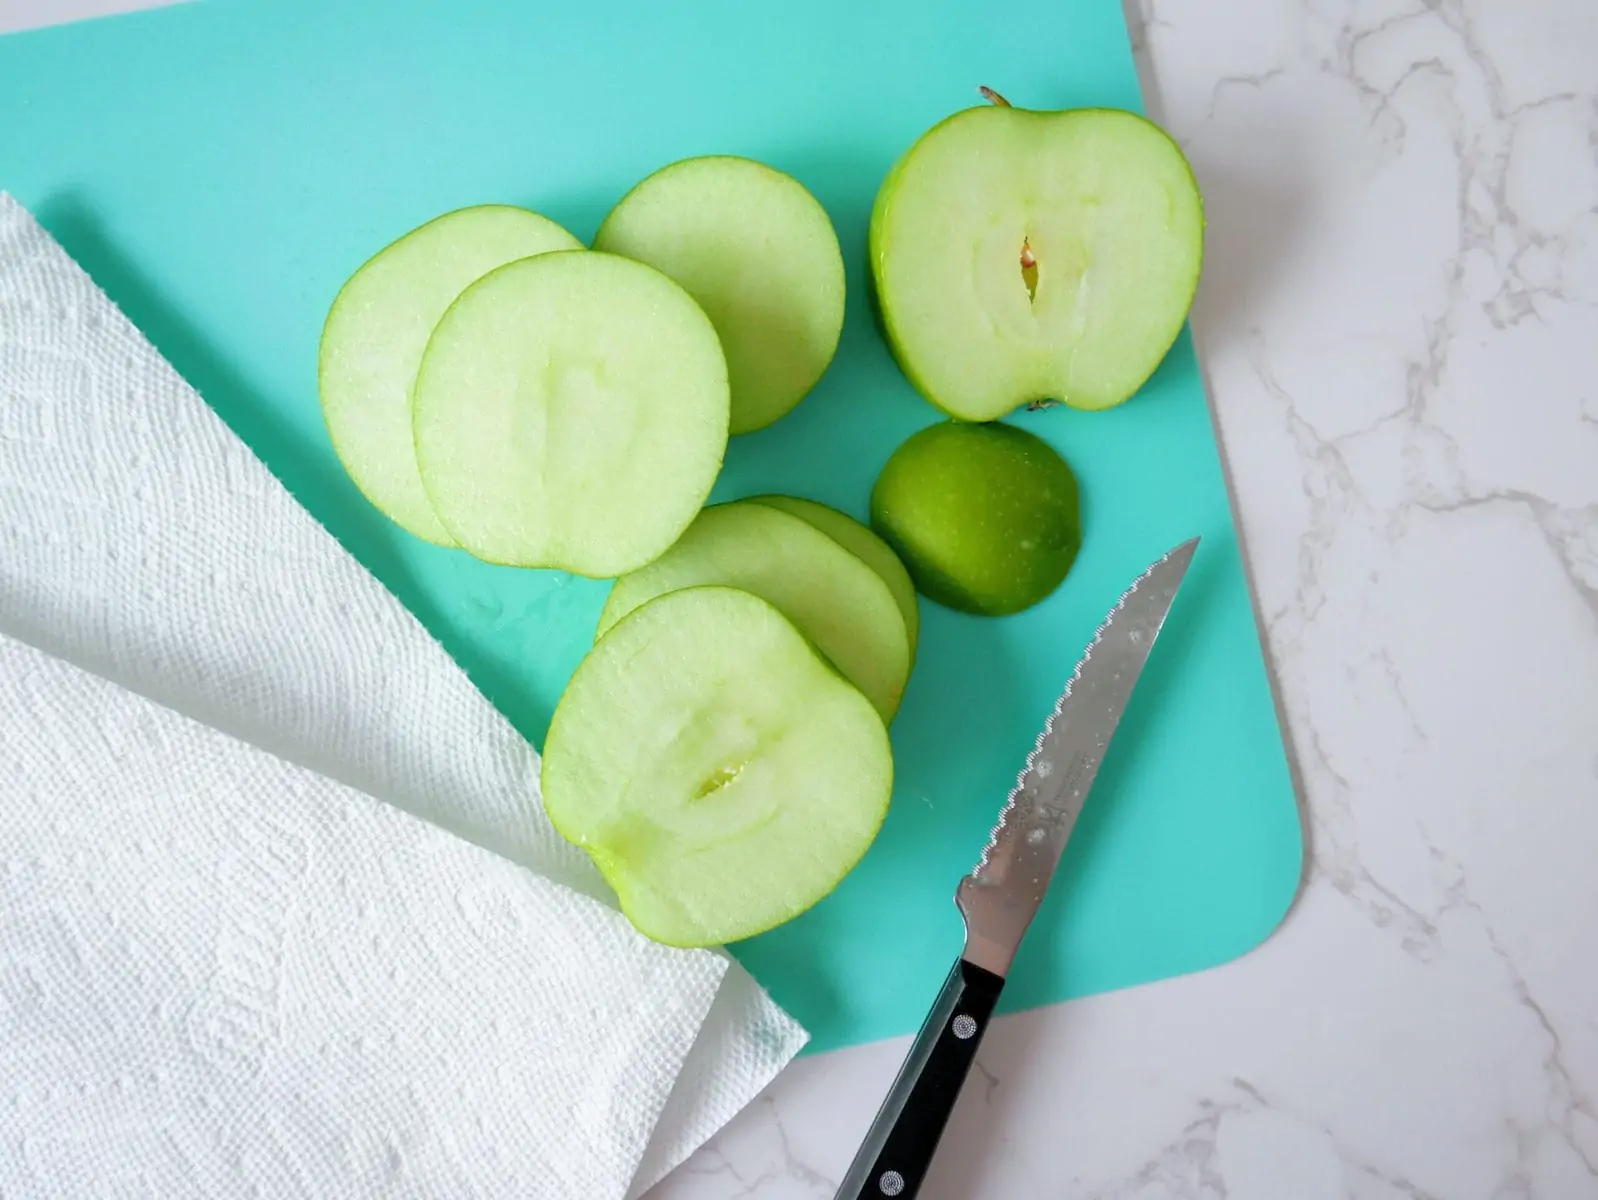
[
  {"xmin": 0, "ymin": 629, "xmax": 725, "ymax": 1197},
  {"xmin": 0, "ymin": 192, "xmax": 806, "ymax": 1194}
]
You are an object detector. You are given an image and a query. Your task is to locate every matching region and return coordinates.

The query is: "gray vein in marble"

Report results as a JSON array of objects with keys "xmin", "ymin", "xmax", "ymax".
[
  {"xmin": 969, "ymin": 1060, "xmax": 1002, "ymax": 1107},
  {"xmin": 1416, "ymin": 491, "xmax": 1598, "ymax": 627},
  {"xmin": 1446, "ymin": 857, "xmax": 1598, "ymax": 1185},
  {"xmin": 670, "ymin": 1100, "xmax": 834, "ymax": 1200}
]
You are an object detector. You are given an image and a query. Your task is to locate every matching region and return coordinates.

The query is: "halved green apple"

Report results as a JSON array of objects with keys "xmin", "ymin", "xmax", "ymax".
[
  {"xmin": 871, "ymin": 420, "xmax": 1082, "ymax": 617},
  {"xmin": 594, "ymin": 156, "xmax": 845, "ymax": 435},
  {"xmin": 543, "ymin": 585, "xmax": 893, "ymax": 947},
  {"xmin": 319, "ymin": 205, "xmax": 582, "ymax": 544},
  {"xmin": 870, "ymin": 99, "xmax": 1204, "ymax": 420}
]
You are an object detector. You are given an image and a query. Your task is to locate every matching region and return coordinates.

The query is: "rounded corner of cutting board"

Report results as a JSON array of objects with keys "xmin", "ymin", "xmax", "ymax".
[{"xmin": 1208, "ymin": 818, "xmax": 1310, "ymax": 971}]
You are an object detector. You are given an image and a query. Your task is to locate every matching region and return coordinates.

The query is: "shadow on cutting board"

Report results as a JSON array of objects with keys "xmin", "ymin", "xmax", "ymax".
[{"xmin": 34, "ymin": 191, "xmax": 550, "ymax": 748}]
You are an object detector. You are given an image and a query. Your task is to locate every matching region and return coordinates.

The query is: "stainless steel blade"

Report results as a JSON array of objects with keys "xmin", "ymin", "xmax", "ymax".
[{"xmin": 957, "ymin": 536, "xmax": 1200, "ymax": 977}]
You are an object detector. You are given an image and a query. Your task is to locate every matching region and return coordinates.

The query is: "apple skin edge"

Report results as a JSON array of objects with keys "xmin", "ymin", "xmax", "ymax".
[
  {"xmin": 594, "ymin": 154, "xmax": 847, "ymax": 437},
  {"xmin": 866, "ymin": 137, "xmax": 947, "ymax": 408},
  {"xmin": 867, "ymin": 98, "xmax": 1205, "ymax": 423}
]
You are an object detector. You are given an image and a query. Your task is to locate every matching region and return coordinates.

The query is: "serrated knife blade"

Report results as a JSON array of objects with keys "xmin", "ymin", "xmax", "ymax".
[
  {"xmin": 957, "ymin": 534, "xmax": 1200, "ymax": 978},
  {"xmin": 835, "ymin": 536, "xmax": 1200, "ymax": 1200}
]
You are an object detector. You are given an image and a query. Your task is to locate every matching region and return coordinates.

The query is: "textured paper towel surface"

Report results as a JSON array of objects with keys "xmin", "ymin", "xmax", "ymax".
[
  {"xmin": 0, "ymin": 629, "xmax": 726, "ymax": 1199},
  {"xmin": 0, "ymin": 191, "xmax": 806, "ymax": 1192}
]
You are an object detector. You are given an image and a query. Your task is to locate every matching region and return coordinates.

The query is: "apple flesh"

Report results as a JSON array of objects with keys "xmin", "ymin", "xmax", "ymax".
[
  {"xmin": 543, "ymin": 585, "xmax": 893, "ymax": 948},
  {"xmin": 594, "ymin": 156, "xmax": 845, "ymax": 435},
  {"xmin": 599, "ymin": 500, "xmax": 912, "ymax": 721},
  {"xmin": 413, "ymin": 250, "xmax": 729, "ymax": 576},
  {"xmin": 319, "ymin": 205, "xmax": 583, "ymax": 544},
  {"xmin": 870, "ymin": 102, "xmax": 1204, "ymax": 420},
  {"xmin": 871, "ymin": 421, "xmax": 1082, "ymax": 617},
  {"xmin": 747, "ymin": 493, "xmax": 920, "ymax": 658}
]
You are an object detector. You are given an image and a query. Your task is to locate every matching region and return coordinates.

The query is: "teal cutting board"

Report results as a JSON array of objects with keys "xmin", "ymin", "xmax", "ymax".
[{"xmin": 0, "ymin": 0, "xmax": 1302, "ymax": 1054}]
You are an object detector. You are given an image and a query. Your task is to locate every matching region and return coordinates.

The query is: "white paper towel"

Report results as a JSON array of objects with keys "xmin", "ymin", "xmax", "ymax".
[
  {"xmin": 0, "ymin": 629, "xmax": 726, "ymax": 1198},
  {"xmin": 0, "ymin": 192, "xmax": 806, "ymax": 1194}
]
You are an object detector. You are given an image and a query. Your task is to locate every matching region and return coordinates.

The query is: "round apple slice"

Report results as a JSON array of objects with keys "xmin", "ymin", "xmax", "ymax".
[
  {"xmin": 598, "ymin": 501, "xmax": 911, "ymax": 721},
  {"xmin": 870, "ymin": 103, "xmax": 1204, "ymax": 420},
  {"xmin": 319, "ymin": 205, "xmax": 583, "ymax": 544},
  {"xmin": 543, "ymin": 585, "xmax": 893, "ymax": 948},
  {"xmin": 413, "ymin": 250, "xmax": 729, "ymax": 576},
  {"xmin": 594, "ymin": 156, "xmax": 846, "ymax": 435},
  {"xmin": 746, "ymin": 493, "xmax": 920, "ymax": 657}
]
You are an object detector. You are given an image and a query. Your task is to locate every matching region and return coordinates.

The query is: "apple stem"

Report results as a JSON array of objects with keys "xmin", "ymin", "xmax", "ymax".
[{"xmin": 979, "ymin": 86, "xmax": 1012, "ymax": 108}]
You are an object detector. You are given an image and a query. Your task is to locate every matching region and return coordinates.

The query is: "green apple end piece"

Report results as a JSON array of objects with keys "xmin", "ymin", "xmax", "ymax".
[
  {"xmin": 599, "ymin": 501, "xmax": 912, "ymax": 720},
  {"xmin": 319, "ymin": 205, "xmax": 583, "ymax": 544},
  {"xmin": 413, "ymin": 250, "xmax": 729, "ymax": 576},
  {"xmin": 870, "ymin": 101, "xmax": 1204, "ymax": 420},
  {"xmin": 543, "ymin": 585, "xmax": 893, "ymax": 948},
  {"xmin": 746, "ymin": 493, "xmax": 920, "ymax": 658},
  {"xmin": 594, "ymin": 156, "xmax": 846, "ymax": 435},
  {"xmin": 871, "ymin": 421, "xmax": 1082, "ymax": 617}
]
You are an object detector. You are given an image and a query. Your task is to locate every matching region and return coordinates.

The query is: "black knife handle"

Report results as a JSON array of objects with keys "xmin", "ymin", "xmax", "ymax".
[{"xmin": 833, "ymin": 958, "xmax": 1005, "ymax": 1199}]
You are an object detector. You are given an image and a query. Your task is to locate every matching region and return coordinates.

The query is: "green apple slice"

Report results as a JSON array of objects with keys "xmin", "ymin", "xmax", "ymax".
[
  {"xmin": 413, "ymin": 250, "xmax": 729, "ymax": 576},
  {"xmin": 599, "ymin": 501, "xmax": 911, "ymax": 720},
  {"xmin": 594, "ymin": 156, "xmax": 846, "ymax": 435},
  {"xmin": 746, "ymin": 493, "xmax": 920, "ymax": 657},
  {"xmin": 319, "ymin": 205, "xmax": 583, "ymax": 544},
  {"xmin": 870, "ymin": 103, "xmax": 1204, "ymax": 420},
  {"xmin": 871, "ymin": 420, "xmax": 1082, "ymax": 617},
  {"xmin": 543, "ymin": 585, "xmax": 893, "ymax": 948}
]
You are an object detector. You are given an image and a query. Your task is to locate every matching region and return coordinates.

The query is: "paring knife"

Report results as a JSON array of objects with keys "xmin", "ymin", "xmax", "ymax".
[{"xmin": 834, "ymin": 536, "xmax": 1201, "ymax": 1200}]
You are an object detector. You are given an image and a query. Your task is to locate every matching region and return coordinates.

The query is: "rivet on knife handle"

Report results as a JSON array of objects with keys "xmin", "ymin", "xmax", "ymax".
[{"xmin": 833, "ymin": 959, "xmax": 1004, "ymax": 1199}]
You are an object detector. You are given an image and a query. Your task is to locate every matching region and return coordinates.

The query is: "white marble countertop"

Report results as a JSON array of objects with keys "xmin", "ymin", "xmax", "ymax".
[{"xmin": 6, "ymin": 0, "xmax": 1596, "ymax": 1196}]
